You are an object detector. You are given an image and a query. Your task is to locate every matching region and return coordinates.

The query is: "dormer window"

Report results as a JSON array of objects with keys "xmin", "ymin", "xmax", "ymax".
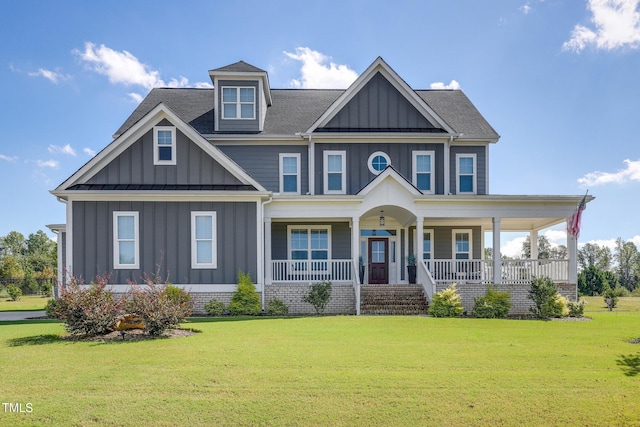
[
  {"xmin": 154, "ymin": 126, "xmax": 176, "ymax": 165},
  {"xmin": 222, "ymin": 87, "xmax": 255, "ymax": 119}
]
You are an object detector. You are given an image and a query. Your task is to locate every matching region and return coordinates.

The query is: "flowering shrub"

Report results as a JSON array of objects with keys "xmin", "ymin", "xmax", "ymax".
[
  {"xmin": 54, "ymin": 274, "xmax": 125, "ymax": 336},
  {"xmin": 429, "ymin": 283, "xmax": 464, "ymax": 317}
]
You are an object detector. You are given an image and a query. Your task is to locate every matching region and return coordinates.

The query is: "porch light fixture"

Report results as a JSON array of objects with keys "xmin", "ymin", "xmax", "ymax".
[{"xmin": 379, "ymin": 210, "xmax": 385, "ymax": 226}]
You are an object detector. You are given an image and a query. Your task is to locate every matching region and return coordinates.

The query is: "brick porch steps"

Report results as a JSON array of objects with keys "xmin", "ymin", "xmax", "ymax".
[{"xmin": 360, "ymin": 284, "xmax": 429, "ymax": 315}]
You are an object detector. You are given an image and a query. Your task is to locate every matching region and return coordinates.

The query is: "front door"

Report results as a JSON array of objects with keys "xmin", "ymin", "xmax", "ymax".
[{"xmin": 368, "ymin": 238, "xmax": 389, "ymax": 284}]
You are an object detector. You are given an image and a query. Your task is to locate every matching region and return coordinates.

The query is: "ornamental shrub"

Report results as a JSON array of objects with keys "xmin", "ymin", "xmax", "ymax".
[
  {"xmin": 44, "ymin": 298, "xmax": 59, "ymax": 318},
  {"xmin": 567, "ymin": 298, "xmax": 587, "ymax": 317},
  {"xmin": 126, "ymin": 276, "xmax": 193, "ymax": 336},
  {"xmin": 228, "ymin": 271, "xmax": 261, "ymax": 315},
  {"xmin": 603, "ymin": 285, "xmax": 626, "ymax": 311},
  {"xmin": 303, "ymin": 281, "xmax": 332, "ymax": 315},
  {"xmin": 471, "ymin": 286, "xmax": 511, "ymax": 318},
  {"xmin": 204, "ymin": 298, "xmax": 226, "ymax": 316},
  {"xmin": 429, "ymin": 283, "xmax": 464, "ymax": 317},
  {"xmin": 528, "ymin": 277, "xmax": 562, "ymax": 319},
  {"xmin": 7, "ymin": 284, "xmax": 22, "ymax": 301},
  {"xmin": 266, "ymin": 297, "xmax": 289, "ymax": 315},
  {"xmin": 55, "ymin": 274, "xmax": 125, "ymax": 336}
]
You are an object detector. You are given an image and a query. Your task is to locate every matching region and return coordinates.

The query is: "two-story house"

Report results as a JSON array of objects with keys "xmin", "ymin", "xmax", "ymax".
[{"xmin": 49, "ymin": 57, "xmax": 592, "ymax": 315}]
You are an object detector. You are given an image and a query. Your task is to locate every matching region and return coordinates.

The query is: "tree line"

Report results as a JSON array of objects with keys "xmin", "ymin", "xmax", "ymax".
[{"xmin": 0, "ymin": 230, "xmax": 57, "ymax": 295}]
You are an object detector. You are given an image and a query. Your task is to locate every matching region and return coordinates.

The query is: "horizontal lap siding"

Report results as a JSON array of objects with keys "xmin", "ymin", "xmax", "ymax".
[
  {"xmin": 271, "ymin": 222, "xmax": 351, "ymax": 260},
  {"xmin": 72, "ymin": 201, "xmax": 257, "ymax": 284},
  {"xmin": 409, "ymin": 226, "xmax": 482, "ymax": 259}
]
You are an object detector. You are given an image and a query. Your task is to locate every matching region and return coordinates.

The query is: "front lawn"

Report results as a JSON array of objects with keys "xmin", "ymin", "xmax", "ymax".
[
  {"xmin": 0, "ymin": 299, "xmax": 639, "ymax": 426},
  {"xmin": 0, "ymin": 293, "xmax": 48, "ymax": 311}
]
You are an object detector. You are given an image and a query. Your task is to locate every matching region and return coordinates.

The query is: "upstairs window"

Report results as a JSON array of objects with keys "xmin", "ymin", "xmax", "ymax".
[
  {"xmin": 191, "ymin": 212, "xmax": 217, "ymax": 269},
  {"xmin": 367, "ymin": 151, "xmax": 390, "ymax": 175},
  {"xmin": 279, "ymin": 153, "xmax": 300, "ymax": 194},
  {"xmin": 113, "ymin": 212, "xmax": 139, "ymax": 269},
  {"xmin": 413, "ymin": 151, "xmax": 435, "ymax": 193},
  {"xmin": 154, "ymin": 126, "xmax": 176, "ymax": 165},
  {"xmin": 222, "ymin": 87, "xmax": 255, "ymax": 119},
  {"xmin": 456, "ymin": 154, "xmax": 477, "ymax": 194},
  {"xmin": 323, "ymin": 150, "xmax": 346, "ymax": 194}
]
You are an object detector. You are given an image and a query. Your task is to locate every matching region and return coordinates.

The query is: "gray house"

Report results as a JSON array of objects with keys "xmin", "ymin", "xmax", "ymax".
[{"xmin": 50, "ymin": 57, "xmax": 592, "ymax": 315}]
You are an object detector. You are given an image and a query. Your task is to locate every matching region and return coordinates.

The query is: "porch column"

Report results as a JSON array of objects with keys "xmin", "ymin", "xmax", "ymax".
[
  {"xmin": 416, "ymin": 217, "xmax": 424, "ymax": 283},
  {"xmin": 492, "ymin": 217, "xmax": 501, "ymax": 284},
  {"xmin": 264, "ymin": 218, "xmax": 272, "ymax": 285},
  {"xmin": 567, "ymin": 225, "xmax": 578, "ymax": 286},
  {"xmin": 351, "ymin": 217, "xmax": 360, "ymax": 277},
  {"xmin": 530, "ymin": 229, "xmax": 539, "ymax": 259}
]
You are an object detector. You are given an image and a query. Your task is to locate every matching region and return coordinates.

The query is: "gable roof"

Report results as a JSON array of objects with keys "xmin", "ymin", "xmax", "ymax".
[
  {"xmin": 357, "ymin": 165, "xmax": 423, "ymax": 197},
  {"xmin": 209, "ymin": 60, "xmax": 266, "ymax": 74},
  {"xmin": 54, "ymin": 103, "xmax": 267, "ymax": 196}
]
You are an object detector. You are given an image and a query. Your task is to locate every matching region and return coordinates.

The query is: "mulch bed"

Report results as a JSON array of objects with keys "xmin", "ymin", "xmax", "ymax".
[{"xmin": 61, "ymin": 328, "xmax": 199, "ymax": 342}]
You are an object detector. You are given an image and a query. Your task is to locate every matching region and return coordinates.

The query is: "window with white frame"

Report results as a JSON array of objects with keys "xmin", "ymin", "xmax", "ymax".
[
  {"xmin": 154, "ymin": 126, "xmax": 176, "ymax": 165},
  {"xmin": 113, "ymin": 212, "xmax": 139, "ymax": 269},
  {"xmin": 222, "ymin": 87, "xmax": 255, "ymax": 119},
  {"xmin": 413, "ymin": 151, "xmax": 435, "ymax": 193},
  {"xmin": 367, "ymin": 151, "xmax": 390, "ymax": 175},
  {"xmin": 288, "ymin": 226, "xmax": 330, "ymax": 262},
  {"xmin": 456, "ymin": 154, "xmax": 477, "ymax": 194},
  {"xmin": 279, "ymin": 153, "xmax": 300, "ymax": 194},
  {"xmin": 423, "ymin": 229, "xmax": 434, "ymax": 260},
  {"xmin": 452, "ymin": 229, "xmax": 472, "ymax": 260},
  {"xmin": 323, "ymin": 151, "xmax": 346, "ymax": 194},
  {"xmin": 191, "ymin": 212, "xmax": 217, "ymax": 269}
]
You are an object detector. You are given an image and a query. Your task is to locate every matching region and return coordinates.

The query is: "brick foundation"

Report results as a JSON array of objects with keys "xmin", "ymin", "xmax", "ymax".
[{"xmin": 265, "ymin": 284, "xmax": 356, "ymax": 315}]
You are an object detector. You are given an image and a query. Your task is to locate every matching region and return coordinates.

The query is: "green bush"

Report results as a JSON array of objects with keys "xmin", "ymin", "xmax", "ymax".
[
  {"xmin": 204, "ymin": 298, "xmax": 226, "ymax": 316},
  {"xmin": 7, "ymin": 284, "xmax": 22, "ymax": 301},
  {"xmin": 471, "ymin": 286, "xmax": 511, "ymax": 318},
  {"xmin": 303, "ymin": 281, "xmax": 332, "ymax": 315},
  {"xmin": 603, "ymin": 285, "xmax": 626, "ymax": 311},
  {"xmin": 266, "ymin": 297, "xmax": 289, "ymax": 316},
  {"xmin": 228, "ymin": 271, "xmax": 261, "ymax": 315},
  {"xmin": 126, "ymin": 280, "xmax": 192, "ymax": 336},
  {"xmin": 164, "ymin": 284, "xmax": 191, "ymax": 306},
  {"xmin": 528, "ymin": 277, "xmax": 564, "ymax": 319},
  {"xmin": 429, "ymin": 283, "xmax": 464, "ymax": 317},
  {"xmin": 44, "ymin": 298, "xmax": 59, "ymax": 318},
  {"xmin": 567, "ymin": 298, "xmax": 587, "ymax": 317},
  {"xmin": 55, "ymin": 274, "xmax": 125, "ymax": 336}
]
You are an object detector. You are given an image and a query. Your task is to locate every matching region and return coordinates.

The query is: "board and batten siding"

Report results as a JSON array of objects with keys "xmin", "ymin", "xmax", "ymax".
[
  {"xmin": 409, "ymin": 226, "xmax": 483, "ymax": 259},
  {"xmin": 86, "ymin": 121, "xmax": 245, "ymax": 186},
  {"xmin": 219, "ymin": 145, "xmax": 308, "ymax": 193},
  {"xmin": 72, "ymin": 201, "xmax": 257, "ymax": 284},
  {"xmin": 449, "ymin": 146, "xmax": 487, "ymax": 195},
  {"xmin": 314, "ymin": 143, "xmax": 444, "ymax": 195},
  {"xmin": 216, "ymin": 80, "xmax": 260, "ymax": 133},
  {"xmin": 271, "ymin": 222, "xmax": 351, "ymax": 260}
]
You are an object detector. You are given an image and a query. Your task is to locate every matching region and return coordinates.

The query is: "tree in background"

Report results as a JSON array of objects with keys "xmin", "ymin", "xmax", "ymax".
[
  {"xmin": 578, "ymin": 242, "xmax": 612, "ymax": 271},
  {"xmin": 0, "ymin": 230, "xmax": 57, "ymax": 295},
  {"xmin": 0, "ymin": 231, "xmax": 27, "ymax": 258},
  {"xmin": 614, "ymin": 238, "xmax": 639, "ymax": 292},
  {"xmin": 522, "ymin": 235, "xmax": 567, "ymax": 259},
  {"xmin": 578, "ymin": 265, "xmax": 608, "ymax": 296}
]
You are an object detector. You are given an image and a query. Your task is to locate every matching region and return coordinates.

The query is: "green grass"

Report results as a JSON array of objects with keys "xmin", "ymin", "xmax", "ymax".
[
  {"xmin": 0, "ymin": 293, "xmax": 48, "ymax": 311},
  {"xmin": 1, "ymin": 300, "xmax": 639, "ymax": 426}
]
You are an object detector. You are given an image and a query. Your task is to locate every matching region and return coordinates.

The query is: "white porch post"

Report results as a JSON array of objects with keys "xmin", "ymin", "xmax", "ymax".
[
  {"xmin": 567, "ymin": 224, "xmax": 578, "ymax": 286},
  {"xmin": 264, "ymin": 218, "xmax": 272, "ymax": 286},
  {"xmin": 492, "ymin": 217, "xmax": 501, "ymax": 284},
  {"xmin": 352, "ymin": 217, "xmax": 360, "ymax": 315},
  {"xmin": 530, "ymin": 229, "xmax": 539, "ymax": 259},
  {"xmin": 416, "ymin": 217, "xmax": 424, "ymax": 283}
]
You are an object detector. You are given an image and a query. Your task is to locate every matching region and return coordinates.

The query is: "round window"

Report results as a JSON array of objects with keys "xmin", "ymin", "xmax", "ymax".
[{"xmin": 367, "ymin": 151, "xmax": 390, "ymax": 175}]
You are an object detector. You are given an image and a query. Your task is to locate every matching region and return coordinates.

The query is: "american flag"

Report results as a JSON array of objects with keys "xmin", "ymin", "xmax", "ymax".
[{"xmin": 567, "ymin": 192, "xmax": 588, "ymax": 239}]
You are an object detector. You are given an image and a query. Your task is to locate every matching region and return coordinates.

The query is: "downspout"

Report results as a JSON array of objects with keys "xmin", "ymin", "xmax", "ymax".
[{"xmin": 260, "ymin": 195, "xmax": 273, "ymax": 311}]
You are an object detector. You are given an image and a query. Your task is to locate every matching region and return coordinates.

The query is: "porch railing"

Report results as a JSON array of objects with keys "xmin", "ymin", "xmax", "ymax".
[
  {"xmin": 271, "ymin": 259, "xmax": 353, "ymax": 283},
  {"xmin": 424, "ymin": 259, "xmax": 568, "ymax": 284}
]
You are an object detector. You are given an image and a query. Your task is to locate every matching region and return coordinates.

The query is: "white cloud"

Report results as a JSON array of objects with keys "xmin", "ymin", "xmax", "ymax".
[
  {"xmin": 28, "ymin": 68, "xmax": 71, "ymax": 84},
  {"xmin": 564, "ymin": 0, "xmax": 640, "ymax": 52},
  {"xmin": 48, "ymin": 144, "xmax": 76, "ymax": 157},
  {"xmin": 83, "ymin": 147, "xmax": 96, "ymax": 157},
  {"xmin": 521, "ymin": 4, "xmax": 532, "ymax": 14},
  {"xmin": 501, "ymin": 236, "xmax": 527, "ymax": 258},
  {"xmin": 429, "ymin": 80, "xmax": 461, "ymax": 90},
  {"xmin": 578, "ymin": 158, "xmax": 640, "ymax": 186},
  {"xmin": 284, "ymin": 47, "xmax": 359, "ymax": 89},
  {"xmin": 36, "ymin": 159, "xmax": 59, "ymax": 169},
  {"xmin": 543, "ymin": 229, "xmax": 567, "ymax": 246},
  {"xmin": 127, "ymin": 92, "xmax": 144, "ymax": 104},
  {"xmin": 74, "ymin": 42, "xmax": 212, "ymax": 96},
  {"xmin": 0, "ymin": 154, "xmax": 17, "ymax": 162}
]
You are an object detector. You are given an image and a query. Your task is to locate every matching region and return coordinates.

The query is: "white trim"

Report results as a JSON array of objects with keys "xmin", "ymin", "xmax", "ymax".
[
  {"xmin": 221, "ymin": 86, "xmax": 256, "ymax": 120},
  {"xmin": 66, "ymin": 200, "xmax": 73, "ymax": 277},
  {"xmin": 153, "ymin": 126, "xmax": 176, "ymax": 165},
  {"xmin": 423, "ymin": 228, "xmax": 434, "ymax": 260},
  {"xmin": 286, "ymin": 225, "xmax": 332, "ymax": 261},
  {"xmin": 279, "ymin": 153, "xmax": 301, "ymax": 195},
  {"xmin": 103, "ymin": 284, "xmax": 245, "ymax": 293},
  {"xmin": 412, "ymin": 150, "xmax": 435, "ymax": 194},
  {"xmin": 113, "ymin": 211, "xmax": 139, "ymax": 269},
  {"xmin": 367, "ymin": 151, "xmax": 390, "ymax": 175},
  {"xmin": 455, "ymin": 153, "xmax": 477, "ymax": 195},
  {"xmin": 452, "ymin": 229, "xmax": 473, "ymax": 260},
  {"xmin": 323, "ymin": 150, "xmax": 346, "ymax": 195},
  {"xmin": 191, "ymin": 211, "xmax": 217, "ymax": 269}
]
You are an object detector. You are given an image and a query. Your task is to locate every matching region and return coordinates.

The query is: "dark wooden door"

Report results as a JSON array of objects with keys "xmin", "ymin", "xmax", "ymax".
[{"xmin": 368, "ymin": 238, "xmax": 388, "ymax": 284}]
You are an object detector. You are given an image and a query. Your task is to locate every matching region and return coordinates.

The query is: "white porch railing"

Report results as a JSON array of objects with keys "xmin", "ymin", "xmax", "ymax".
[
  {"xmin": 423, "ymin": 259, "xmax": 569, "ymax": 284},
  {"xmin": 271, "ymin": 259, "xmax": 353, "ymax": 283}
]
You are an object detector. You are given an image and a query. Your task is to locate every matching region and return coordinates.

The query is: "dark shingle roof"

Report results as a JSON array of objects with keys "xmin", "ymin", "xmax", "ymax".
[
  {"xmin": 114, "ymin": 87, "xmax": 498, "ymax": 140},
  {"xmin": 209, "ymin": 61, "xmax": 266, "ymax": 74}
]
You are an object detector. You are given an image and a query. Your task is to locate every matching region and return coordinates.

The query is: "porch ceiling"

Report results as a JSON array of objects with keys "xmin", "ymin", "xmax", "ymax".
[{"xmin": 424, "ymin": 216, "xmax": 566, "ymax": 231}]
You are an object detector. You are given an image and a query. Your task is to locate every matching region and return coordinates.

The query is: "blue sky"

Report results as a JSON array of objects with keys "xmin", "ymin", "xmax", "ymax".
[{"xmin": 1, "ymin": 0, "xmax": 639, "ymax": 256}]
